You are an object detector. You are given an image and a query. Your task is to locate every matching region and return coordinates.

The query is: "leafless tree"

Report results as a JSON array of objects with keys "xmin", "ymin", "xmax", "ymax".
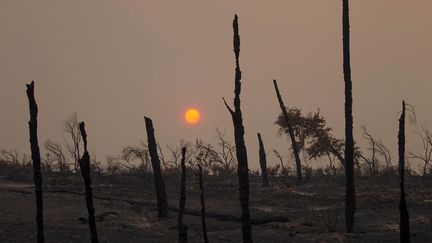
[
  {"xmin": 26, "ymin": 81, "xmax": 44, "ymax": 243},
  {"xmin": 62, "ymin": 112, "xmax": 81, "ymax": 172},
  {"xmin": 377, "ymin": 140, "xmax": 393, "ymax": 175},
  {"xmin": 194, "ymin": 140, "xmax": 212, "ymax": 175},
  {"xmin": 43, "ymin": 153, "xmax": 54, "ymax": 176},
  {"xmin": 166, "ymin": 139, "xmax": 195, "ymax": 169},
  {"xmin": 197, "ymin": 164, "xmax": 209, "ymax": 243},
  {"xmin": 271, "ymin": 150, "xmax": 289, "ymax": 186},
  {"xmin": 359, "ymin": 126, "xmax": 379, "ymax": 174},
  {"xmin": 0, "ymin": 149, "xmax": 32, "ymax": 173},
  {"xmin": 222, "ymin": 15, "xmax": 253, "ymax": 242},
  {"xmin": 145, "ymin": 116, "xmax": 168, "ymax": 218},
  {"xmin": 90, "ymin": 152, "xmax": 103, "ymax": 176},
  {"xmin": 195, "ymin": 129, "xmax": 237, "ymax": 176},
  {"xmin": 359, "ymin": 126, "xmax": 381, "ymax": 174},
  {"xmin": 178, "ymin": 147, "xmax": 188, "ymax": 243},
  {"xmin": 342, "ymin": 0, "xmax": 356, "ymax": 233},
  {"xmin": 121, "ymin": 142, "xmax": 151, "ymax": 174},
  {"xmin": 44, "ymin": 140, "xmax": 69, "ymax": 174},
  {"xmin": 409, "ymin": 125, "xmax": 432, "ymax": 176},
  {"xmin": 257, "ymin": 133, "xmax": 269, "ymax": 187},
  {"xmin": 78, "ymin": 122, "xmax": 99, "ymax": 243},
  {"xmin": 359, "ymin": 126, "xmax": 393, "ymax": 175},
  {"xmin": 106, "ymin": 155, "xmax": 123, "ymax": 175},
  {"xmin": 0, "ymin": 149, "xmax": 20, "ymax": 165},
  {"xmin": 398, "ymin": 101, "xmax": 410, "ymax": 242}
]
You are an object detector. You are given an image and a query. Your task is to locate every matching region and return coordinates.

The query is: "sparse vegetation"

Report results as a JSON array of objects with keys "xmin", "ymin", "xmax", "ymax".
[{"xmin": 0, "ymin": 6, "xmax": 430, "ymax": 243}]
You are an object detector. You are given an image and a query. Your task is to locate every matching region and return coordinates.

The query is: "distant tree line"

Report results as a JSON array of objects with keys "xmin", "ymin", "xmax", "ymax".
[{"xmin": 1, "ymin": 110, "xmax": 431, "ymax": 180}]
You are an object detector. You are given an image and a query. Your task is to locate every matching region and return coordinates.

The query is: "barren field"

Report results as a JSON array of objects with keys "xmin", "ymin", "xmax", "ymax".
[{"xmin": 0, "ymin": 175, "xmax": 431, "ymax": 242}]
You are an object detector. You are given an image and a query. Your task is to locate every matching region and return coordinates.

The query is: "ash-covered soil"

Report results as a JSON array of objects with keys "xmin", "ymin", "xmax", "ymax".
[{"xmin": 0, "ymin": 175, "xmax": 431, "ymax": 242}]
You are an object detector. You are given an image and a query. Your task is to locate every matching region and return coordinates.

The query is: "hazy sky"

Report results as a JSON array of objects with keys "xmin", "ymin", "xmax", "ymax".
[{"xmin": 1, "ymin": 1, "xmax": 431, "ymax": 169}]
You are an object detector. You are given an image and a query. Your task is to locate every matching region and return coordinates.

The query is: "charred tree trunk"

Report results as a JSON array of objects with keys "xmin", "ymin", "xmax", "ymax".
[
  {"xmin": 257, "ymin": 133, "xmax": 269, "ymax": 187},
  {"xmin": 78, "ymin": 122, "xmax": 99, "ymax": 243},
  {"xmin": 178, "ymin": 147, "xmax": 188, "ymax": 243},
  {"xmin": 222, "ymin": 15, "xmax": 253, "ymax": 243},
  {"xmin": 26, "ymin": 81, "xmax": 45, "ymax": 243},
  {"xmin": 144, "ymin": 116, "xmax": 168, "ymax": 218},
  {"xmin": 273, "ymin": 79, "xmax": 302, "ymax": 185},
  {"xmin": 342, "ymin": 0, "xmax": 356, "ymax": 233},
  {"xmin": 198, "ymin": 164, "xmax": 209, "ymax": 243},
  {"xmin": 398, "ymin": 101, "xmax": 410, "ymax": 243}
]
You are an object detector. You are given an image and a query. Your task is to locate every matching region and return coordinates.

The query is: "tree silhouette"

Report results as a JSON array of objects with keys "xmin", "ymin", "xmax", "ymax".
[
  {"xmin": 257, "ymin": 133, "xmax": 269, "ymax": 187},
  {"xmin": 121, "ymin": 143, "xmax": 150, "ymax": 174},
  {"xmin": 78, "ymin": 122, "xmax": 99, "ymax": 243},
  {"xmin": 398, "ymin": 101, "xmax": 410, "ymax": 243},
  {"xmin": 197, "ymin": 164, "xmax": 209, "ymax": 243},
  {"xmin": 62, "ymin": 112, "xmax": 81, "ymax": 172},
  {"xmin": 195, "ymin": 129, "xmax": 237, "ymax": 176},
  {"xmin": 408, "ymin": 125, "xmax": 432, "ymax": 176},
  {"xmin": 275, "ymin": 107, "xmax": 348, "ymax": 167},
  {"xmin": 342, "ymin": 0, "xmax": 356, "ymax": 233},
  {"xmin": 273, "ymin": 79, "xmax": 303, "ymax": 185},
  {"xmin": 145, "ymin": 116, "xmax": 169, "ymax": 218},
  {"xmin": 178, "ymin": 147, "xmax": 188, "ymax": 243},
  {"xmin": 359, "ymin": 126, "xmax": 393, "ymax": 175},
  {"xmin": 45, "ymin": 139, "xmax": 69, "ymax": 174},
  {"xmin": 26, "ymin": 81, "xmax": 45, "ymax": 243},
  {"xmin": 223, "ymin": 15, "xmax": 253, "ymax": 243}
]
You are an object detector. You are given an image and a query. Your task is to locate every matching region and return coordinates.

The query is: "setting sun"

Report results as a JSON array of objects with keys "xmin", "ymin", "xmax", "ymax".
[{"xmin": 184, "ymin": 108, "xmax": 201, "ymax": 124}]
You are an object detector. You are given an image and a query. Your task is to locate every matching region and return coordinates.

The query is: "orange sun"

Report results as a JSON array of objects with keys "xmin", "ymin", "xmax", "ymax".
[{"xmin": 184, "ymin": 108, "xmax": 201, "ymax": 124}]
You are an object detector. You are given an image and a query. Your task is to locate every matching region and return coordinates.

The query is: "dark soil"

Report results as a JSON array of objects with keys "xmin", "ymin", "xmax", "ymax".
[{"xmin": 0, "ymin": 174, "xmax": 431, "ymax": 242}]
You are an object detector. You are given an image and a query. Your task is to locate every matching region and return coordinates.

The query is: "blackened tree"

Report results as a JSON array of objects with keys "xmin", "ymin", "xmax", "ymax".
[
  {"xmin": 342, "ymin": 0, "xmax": 356, "ymax": 233},
  {"xmin": 398, "ymin": 101, "xmax": 410, "ymax": 243},
  {"xmin": 257, "ymin": 133, "xmax": 269, "ymax": 187},
  {"xmin": 145, "ymin": 116, "xmax": 169, "ymax": 218},
  {"xmin": 222, "ymin": 15, "xmax": 253, "ymax": 243},
  {"xmin": 26, "ymin": 81, "xmax": 45, "ymax": 243}
]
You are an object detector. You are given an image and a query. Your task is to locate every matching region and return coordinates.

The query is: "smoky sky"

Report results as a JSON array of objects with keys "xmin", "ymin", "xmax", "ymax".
[{"xmin": 0, "ymin": 0, "xmax": 431, "ymax": 169}]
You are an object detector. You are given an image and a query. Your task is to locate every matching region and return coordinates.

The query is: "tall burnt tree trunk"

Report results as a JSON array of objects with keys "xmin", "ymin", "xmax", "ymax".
[
  {"xmin": 342, "ymin": 0, "xmax": 356, "ymax": 233},
  {"xmin": 257, "ymin": 133, "xmax": 269, "ymax": 187},
  {"xmin": 78, "ymin": 122, "xmax": 99, "ymax": 243},
  {"xmin": 398, "ymin": 101, "xmax": 410, "ymax": 243},
  {"xmin": 273, "ymin": 79, "xmax": 302, "ymax": 185},
  {"xmin": 26, "ymin": 81, "xmax": 45, "ymax": 243},
  {"xmin": 178, "ymin": 147, "xmax": 188, "ymax": 243},
  {"xmin": 197, "ymin": 164, "xmax": 209, "ymax": 243},
  {"xmin": 223, "ymin": 15, "xmax": 253, "ymax": 243},
  {"xmin": 145, "ymin": 116, "xmax": 168, "ymax": 218}
]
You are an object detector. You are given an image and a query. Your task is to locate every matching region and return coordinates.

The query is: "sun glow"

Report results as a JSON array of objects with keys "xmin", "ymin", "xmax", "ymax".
[{"xmin": 184, "ymin": 108, "xmax": 201, "ymax": 124}]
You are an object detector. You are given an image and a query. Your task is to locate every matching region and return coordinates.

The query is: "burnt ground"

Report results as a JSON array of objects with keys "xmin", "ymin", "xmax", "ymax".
[{"xmin": 0, "ymin": 174, "xmax": 431, "ymax": 242}]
